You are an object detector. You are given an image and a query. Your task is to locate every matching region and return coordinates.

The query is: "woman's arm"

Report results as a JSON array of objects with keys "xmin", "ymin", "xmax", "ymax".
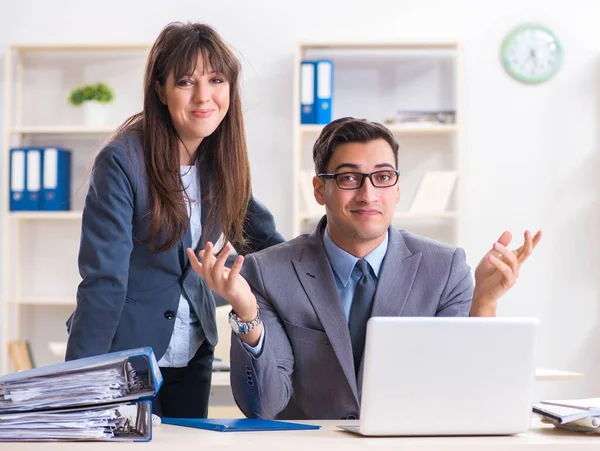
[
  {"xmin": 242, "ymin": 196, "xmax": 285, "ymax": 253},
  {"xmin": 65, "ymin": 145, "xmax": 136, "ymax": 360}
]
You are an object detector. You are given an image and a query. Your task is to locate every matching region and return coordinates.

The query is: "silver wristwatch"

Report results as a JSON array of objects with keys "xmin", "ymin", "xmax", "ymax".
[{"xmin": 228, "ymin": 305, "xmax": 262, "ymax": 335}]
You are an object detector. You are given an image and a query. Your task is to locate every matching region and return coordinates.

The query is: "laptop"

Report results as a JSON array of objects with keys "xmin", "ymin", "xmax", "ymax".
[{"xmin": 338, "ymin": 317, "xmax": 539, "ymax": 436}]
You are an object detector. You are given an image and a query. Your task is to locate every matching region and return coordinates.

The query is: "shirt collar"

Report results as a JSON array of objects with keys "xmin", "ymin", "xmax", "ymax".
[{"xmin": 323, "ymin": 226, "xmax": 388, "ymax": 287}]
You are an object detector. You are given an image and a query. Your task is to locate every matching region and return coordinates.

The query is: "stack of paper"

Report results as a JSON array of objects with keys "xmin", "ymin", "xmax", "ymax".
[
  {"xmin": 533, "ymin": 398, "xmax": 600, "ymax": 433},
  {"xmin": 0, "ymin": 347, "xmax": 162, "ymax": 441}
]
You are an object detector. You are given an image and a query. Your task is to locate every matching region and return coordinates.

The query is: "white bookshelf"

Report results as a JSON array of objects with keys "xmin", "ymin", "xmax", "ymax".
[
  {"xmin": 299, "ymin": 123, "xmax": 458, "ymax": 135},
  {"xmin": 10, "ymin": 126, "xmax": 118, "ymax": 135},
  {"xmin": 1, "ymin": 43, "xmax": 151, "ymax": 374},
  {"xmin": 292, "ymin": 41, "xmax": 464, "ymax": 243},
  {"xmin": 8, "ymin": 211, "xmax": 83, "ymax": 220}
]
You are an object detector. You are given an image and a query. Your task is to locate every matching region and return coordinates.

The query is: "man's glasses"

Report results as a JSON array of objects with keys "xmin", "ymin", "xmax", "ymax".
[{"xmin": 317, "ymin": 170, "xmax": 400, "ymax": 190}]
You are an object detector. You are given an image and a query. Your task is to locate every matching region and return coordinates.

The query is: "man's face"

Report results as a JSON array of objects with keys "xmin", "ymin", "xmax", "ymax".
[{"xmin": 314, "ymin": 139, "xmax": 400, "ymax": 254}]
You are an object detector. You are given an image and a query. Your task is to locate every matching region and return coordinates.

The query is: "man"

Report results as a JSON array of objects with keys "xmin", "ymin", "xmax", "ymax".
[{"xmin": 188, "ymin": 117, "xmax": 541, "ymax": 420}]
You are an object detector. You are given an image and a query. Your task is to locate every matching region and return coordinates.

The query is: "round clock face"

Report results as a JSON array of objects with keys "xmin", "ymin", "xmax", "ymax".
[{"xmin": 501, "ymin": 24, "xmax": 563, "ymax": 84}]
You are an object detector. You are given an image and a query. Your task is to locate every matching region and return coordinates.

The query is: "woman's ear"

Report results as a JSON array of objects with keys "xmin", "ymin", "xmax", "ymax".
[{"xmin": 155, "ymin": 80, "xmax": 167, "ymax": 105}]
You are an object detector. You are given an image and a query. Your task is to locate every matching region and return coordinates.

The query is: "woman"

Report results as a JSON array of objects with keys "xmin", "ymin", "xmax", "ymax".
[{"xmin": 65, "ymin": 22, "xmax": 284, "ymax": 418}]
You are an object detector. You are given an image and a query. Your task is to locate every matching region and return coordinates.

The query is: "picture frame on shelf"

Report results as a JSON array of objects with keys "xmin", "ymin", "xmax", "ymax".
[{"xmin": 409, "ymin": 171, "xmax": 457, "ymax": 214}]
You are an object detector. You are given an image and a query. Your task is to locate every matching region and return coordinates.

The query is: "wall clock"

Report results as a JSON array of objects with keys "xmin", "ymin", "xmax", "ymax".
[{"xmin": 501, "ymin": 24, "xmax": 563, "ymax": 84}]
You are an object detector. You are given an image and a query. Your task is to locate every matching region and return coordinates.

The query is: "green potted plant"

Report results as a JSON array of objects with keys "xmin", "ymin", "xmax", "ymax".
[{"xmin": 68, "ymin": 82, "xmax": 114, "ymax": 126}]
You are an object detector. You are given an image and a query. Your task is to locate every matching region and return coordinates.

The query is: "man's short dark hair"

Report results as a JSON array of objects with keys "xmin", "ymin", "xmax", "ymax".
[{"xmin": 312, "ymin": 117, "xmax": 399, "ymax": 174}]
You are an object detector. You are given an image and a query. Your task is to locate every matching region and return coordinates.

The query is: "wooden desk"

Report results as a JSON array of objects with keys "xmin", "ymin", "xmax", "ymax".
[
  {"xmin": 209, "ymin": 369, "xmax": 585, "ymax": 418},
  {"xmin": 213, "ymin": 369, "xmax": 584, "ymax": 386},
  {"xmin": 1, "ymin": 419, "xmax": 598, "ymax": 449}
]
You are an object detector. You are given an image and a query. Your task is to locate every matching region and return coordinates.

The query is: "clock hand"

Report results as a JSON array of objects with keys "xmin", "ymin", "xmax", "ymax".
[{"xmin": 529, "ymin": 48, "xmax": 537, "ymax": 63}]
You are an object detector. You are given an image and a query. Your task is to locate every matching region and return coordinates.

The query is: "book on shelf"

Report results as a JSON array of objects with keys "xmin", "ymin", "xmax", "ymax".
[
  {"xmin": 396, "ymin": 110, "xmax": 456, "ymax": 124},
  {"xmin": 7, "ymin": 340, "xmax": 34, "ymax": 372},
  {"xmin": 409, "ymin": 171, "xmax": 457, "ymax": 213}
]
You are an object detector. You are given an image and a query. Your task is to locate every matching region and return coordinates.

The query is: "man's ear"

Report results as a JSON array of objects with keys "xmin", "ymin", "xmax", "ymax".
[
  {"xmin": 155, "ymin": 80, "xmax": 167, "ymax": 105},
  {"xmin": 313, "ymin": 175, "xmax": 325, "ymax": 206}
]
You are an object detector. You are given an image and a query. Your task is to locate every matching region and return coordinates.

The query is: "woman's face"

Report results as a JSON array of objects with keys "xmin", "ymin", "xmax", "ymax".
[{"xmin": 158, "ymin": 51, "xmax": 230, "ymax": 152}]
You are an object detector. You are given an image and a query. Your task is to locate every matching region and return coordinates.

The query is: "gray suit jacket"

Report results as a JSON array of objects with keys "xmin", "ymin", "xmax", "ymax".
[
  {"xmin": 230, "ymin": 218, "xmax": 473, "ymax": 420},
  {"xmin": 65, "ymin": 130, "xmax": 284, "ymax": 362}
]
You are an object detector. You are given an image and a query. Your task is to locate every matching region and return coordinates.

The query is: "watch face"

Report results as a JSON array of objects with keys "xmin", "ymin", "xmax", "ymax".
[
  {"xmin": 501, "ymin": 24, "xmax": 563, "ymax": 84},
  {"xmin": 228, "ymin": 315, "xmax": 241, "ymax": 334}
]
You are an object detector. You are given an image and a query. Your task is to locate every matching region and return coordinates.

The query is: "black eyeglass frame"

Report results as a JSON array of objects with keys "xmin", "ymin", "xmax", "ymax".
[{"xmin": 317, "ymin": 170, "xmax": 400, "ymax": 190}]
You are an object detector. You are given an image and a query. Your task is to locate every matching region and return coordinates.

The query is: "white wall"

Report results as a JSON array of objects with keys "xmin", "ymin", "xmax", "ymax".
[{"xmin": 1, "ymin": 0, "xmax": 599, "ymax": 399}]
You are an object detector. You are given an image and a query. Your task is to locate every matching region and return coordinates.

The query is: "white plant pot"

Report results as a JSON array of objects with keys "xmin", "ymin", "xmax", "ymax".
[{"xmin": 83, "ymin": 102, "xmax": 110, "ymax": 126}]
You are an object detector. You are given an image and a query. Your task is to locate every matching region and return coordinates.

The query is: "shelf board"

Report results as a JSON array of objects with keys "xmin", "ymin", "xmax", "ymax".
[
  {"xmin": 300, "ymin": 123, "xmax": 457, "ymax": 135},
  {"xmin": 195, "ymin": 369, "xmax": 588, "ymax": 385},
  {"xmin": 299, "ymin": 41, "xmax": 459, "ymax": 51},
  {"xmin": 12, "ymin": 297, "xmax": 75, "ymax": 306},
  {"xmin": 10, "ymin": 126, "xmax": 116, "ymax": 135},
  {"xmin": 535, "ymin": 368, "xmax": 584, "ymax": 382},
  {"xmin": 301, "ymin": 211, "xmax": 458, "ymax": 222},
  {"xmin": 9, "ymin": 211, "xmax": 83, "ymax": 220},
  {"xmin": 11, "ymin": 43, "xmax": 151, "ymax": 52}
]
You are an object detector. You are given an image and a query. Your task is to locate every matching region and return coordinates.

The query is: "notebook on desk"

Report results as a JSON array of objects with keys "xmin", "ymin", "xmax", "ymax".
[
  {"xmin": 162, "ymin": 418, "xmax": 320, "ymax": 432},
  {"xmin": 338, "ymin": 317, "xmax": 539, "ymax": 436}
]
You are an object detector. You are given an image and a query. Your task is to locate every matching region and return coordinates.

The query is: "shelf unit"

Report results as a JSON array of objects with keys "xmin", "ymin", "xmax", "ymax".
[
  {"xmin": 2, "ymin": 43, "xmax": 151, "ymax": 374},
  {"xmin": 9, "ymin": 126, "xmax": 118, "ymax": 135},
  {"xmin": 292, "ymin": 41, "xmax": 463, "ymax": 242}
]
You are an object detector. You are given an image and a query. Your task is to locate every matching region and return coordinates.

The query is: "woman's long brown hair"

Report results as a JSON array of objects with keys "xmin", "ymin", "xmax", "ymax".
[{"xmin": 112, "ymin": 22, "xmax": 250, "ymax": 252}]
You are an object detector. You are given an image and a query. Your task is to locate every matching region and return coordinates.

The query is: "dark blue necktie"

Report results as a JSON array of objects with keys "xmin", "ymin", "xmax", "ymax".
[{"xmin": 348, "ymin": 259, "xmax": 376, "ymax": 374}]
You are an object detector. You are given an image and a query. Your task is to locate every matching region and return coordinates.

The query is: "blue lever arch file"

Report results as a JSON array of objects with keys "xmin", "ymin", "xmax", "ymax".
[
  {"xmin": 9, "ymin": 149, "xmax": 26, "ymax": 211},
  {"xmin": 162, "ymin": 418, "xmax": 321, "ymax": 432},
  {"xmin": 0, "ymin": 346, "xmax": 163, "ymax": 412},
  {"xmin": 315, "ymin": 59, "xmax": 333, "ymax": 124},
  {"xmin": 300, "ymin": 60, "xmax": 316, "ymax": 124},
  {"xmin": 25, "ymin": 148, "xmax": 42, "ymax": 210},
  {"xmin": 41, "ymin": 147, "xmax": 72, "ymax": 211},
  {"xmin": 0, "ymin": 347, "xmax": 162, "ymax": 441}
]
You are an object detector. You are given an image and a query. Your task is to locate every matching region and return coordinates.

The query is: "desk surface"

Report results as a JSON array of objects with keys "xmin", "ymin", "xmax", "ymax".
[
  {"xmin": 211, "ymin": 368, "xmax": 584, "ymax": 386},
  {"xmin": 2, "ymin": 420, "xmax": 598, "ymax": 449}
]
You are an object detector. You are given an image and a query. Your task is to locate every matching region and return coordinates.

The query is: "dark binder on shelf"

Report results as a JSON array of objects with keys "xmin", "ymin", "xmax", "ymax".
[
  {"xmin": 315, "ymin": 59, "xmax": 333, "ymax": 124},
  {"xmin": 41, "ymin": 147, "xmax": 72, "ymax": 211},
  {"xmin": 162, "ymin": 418, "xmax": 321, "ymax": 432},
  {"xmin": 300, "ymin": 60, "xmax": 316, "ymax": 124}
]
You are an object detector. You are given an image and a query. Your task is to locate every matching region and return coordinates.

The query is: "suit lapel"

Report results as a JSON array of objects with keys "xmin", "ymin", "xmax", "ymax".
[
  {"xmin": 292, "ymin": 219, "xmax": 359, "ymax": 404},
  {"xmin": 370, "ymin": 228, "xmax": 422, "ymax": 318}
]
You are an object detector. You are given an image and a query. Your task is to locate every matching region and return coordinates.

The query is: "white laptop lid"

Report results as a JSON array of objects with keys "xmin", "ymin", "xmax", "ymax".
[{"xmin": 358, "ymin": 317, "xmax": 539, "ymax": 436}]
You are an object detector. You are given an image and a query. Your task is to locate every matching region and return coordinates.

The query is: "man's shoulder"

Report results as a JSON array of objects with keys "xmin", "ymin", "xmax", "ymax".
[
  {"xmin": 247, "ymin": 233, "xmax": 310, "ymax": 263},
  {"xmin": 394, "ymin": 228, "xmax": 460, "ymax": 258}
]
